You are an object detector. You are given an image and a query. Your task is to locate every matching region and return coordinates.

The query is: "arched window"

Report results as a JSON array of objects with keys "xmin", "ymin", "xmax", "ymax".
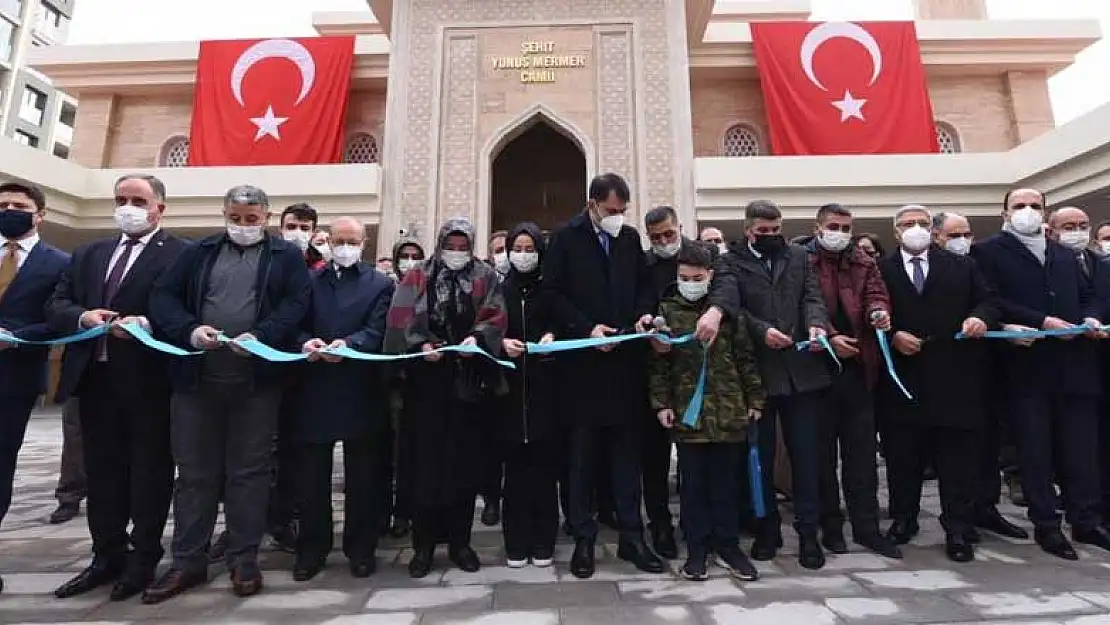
[
  {"xmin": 721, "ymin": 124, "xmax": 762, "ymax": 157},
  {"xmin": 158, "ymin": 136, "xmax": 190, "ymax": 167},
  {"xmin": 343, "ymin": 132, "xmax": 379, "ymax": 163},
  {"xmin": 935, "ymin": 122, "xmax": 961, "ymax": 154}
]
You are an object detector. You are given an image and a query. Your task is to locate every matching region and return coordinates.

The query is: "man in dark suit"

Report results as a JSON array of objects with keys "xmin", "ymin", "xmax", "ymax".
[
  {"xmin": 543, "ymin": 173, "xmax": 665, "ymax": 579},
  {"xmin": 880, "ymin": 205, "xmax": 996, "ymax": 562},
  {"xmin": 0, "ymin": 181, "xmax": 70, "ymax": 595},
  {"xmin": 46, "ymin": 174, "xmax": 188, "ymax": 601},
  {"xmin": 971, "ymin": 188, "xmax": 1110, "ymax": 560}
]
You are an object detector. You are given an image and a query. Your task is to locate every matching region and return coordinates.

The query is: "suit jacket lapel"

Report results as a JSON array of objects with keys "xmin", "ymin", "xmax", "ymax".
[
  {"xmin": 771, "ymin": 249, "xmax": 789, "ymax": 284},
  {"xmin": 921, "ymin": 249, "xmax": 944, "ymax": 295},
  {"xmin": 89, "ymin": 238, "xmax": 116, "ymax": 309},
  {"xmin": 3, "ymin": 241, "xmax": 45, "ymax": 302},
  {"xmin": 999, "ymin": 231, "xmax": 1044, "ymax": 268},
  {"xmin": 884, "ymin": 253, "xmax": 918, "ymax": 298},
  {"xmin": 115, "ymin": 231, "xmax": 166, "ymax": 299}
]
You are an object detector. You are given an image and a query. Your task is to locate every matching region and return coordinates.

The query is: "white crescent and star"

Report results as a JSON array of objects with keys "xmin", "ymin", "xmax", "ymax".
[
  {"xmin": 229, "ymin": 38, "xmax": 317, "ymax": 142},
  {"xmin": 799, "ymin": 22, "xmax": 884, "ymax": 123}
]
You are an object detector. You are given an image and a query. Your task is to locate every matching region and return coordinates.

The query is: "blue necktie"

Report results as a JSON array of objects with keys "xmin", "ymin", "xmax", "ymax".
[
  {"xmin": 910, "ymin": 257, "xmax": 925, "ymax": 294},
  {"xmin": 598, "ymin": 231, "xmax": 610, "ymax": 256}
]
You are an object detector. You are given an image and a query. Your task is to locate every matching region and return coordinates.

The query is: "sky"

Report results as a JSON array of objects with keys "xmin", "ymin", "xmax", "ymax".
[{"xmin": 65, "ymin": 0, "xmax": 1110, "ymax": 125}]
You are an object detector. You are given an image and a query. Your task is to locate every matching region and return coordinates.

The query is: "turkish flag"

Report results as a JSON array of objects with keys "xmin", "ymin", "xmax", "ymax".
[
  {"xmin": 188, "ymin": 36, "xmax": 355, "ymax": 166},
  {"xmin": 751, "ymin": 22, "xmax": 938, "ymax": 155}
]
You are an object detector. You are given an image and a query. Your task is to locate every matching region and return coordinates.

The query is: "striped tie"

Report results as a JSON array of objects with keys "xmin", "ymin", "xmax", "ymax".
[{"xmin": 0, "ymin": 241, "xmax": 18, "ymax": 302}]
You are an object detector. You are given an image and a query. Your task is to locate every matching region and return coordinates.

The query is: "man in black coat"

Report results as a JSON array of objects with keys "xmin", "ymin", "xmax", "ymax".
[
  {"xmin": 880, "ymin": 205, "xmax": 996, "ymax": 563},
  {"xmin": 47, "ymin": 174, "xmax": 188, "ymax": 601},
  {"xmin": 543, "ymin": 173, "xmax": 665, "ymax": 579},
  {"xmin": 711, "ymin": 199, "xmax": 831, "ymax": 570}
]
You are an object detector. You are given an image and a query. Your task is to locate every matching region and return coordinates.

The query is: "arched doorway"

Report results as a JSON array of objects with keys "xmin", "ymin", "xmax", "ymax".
[{"xmin": 490, "ymin": 120, "xmax": 587, "ymax": 234}]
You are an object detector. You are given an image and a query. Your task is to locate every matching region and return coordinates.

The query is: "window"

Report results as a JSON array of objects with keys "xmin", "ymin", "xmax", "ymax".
[
  {"xmin": 15, "ymin": 130, "xmax": 38, "ymax": 147},
  {"xmin": 52, "ymin": 142, "xmax": 68, "ymax": 159},
  {"xmin": 0, "ymin": 17, "xmax": 14, "ymax": 63},
  {"xmin": 159, "ymin": 135, "xmax": 190, "ymax": 167},
  {"xmin": 58, "ymin": 101, "xmax": 75, "ymax": 127},
  {"xmin": 935, "ymin": 122, "xmax": 961, "ymax": 154},
  {"xmin": 19, "ymin": 86, "xmax": 47, "ymax": 126},
  {"xmin": 35, "ymin": 2, "xmax": 63, "ymax": 41},
  {"xmin": 721, "ymin": 124, "xmax": 762, "ymax": 157},
  {"xmin": 343, "ymin": 132, "xmax": 379, "ymax": 163}
]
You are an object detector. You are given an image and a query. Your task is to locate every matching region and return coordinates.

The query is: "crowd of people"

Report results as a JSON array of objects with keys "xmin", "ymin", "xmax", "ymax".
[{"xmin": 1, "ymin": 171, "xmax": 1110, "ymax": 605}]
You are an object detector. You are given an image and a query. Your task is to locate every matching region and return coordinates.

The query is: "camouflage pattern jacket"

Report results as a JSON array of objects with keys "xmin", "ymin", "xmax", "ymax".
[{"xmin": 649, "ymin": 294, "xmax": 767, "ymax": 444}]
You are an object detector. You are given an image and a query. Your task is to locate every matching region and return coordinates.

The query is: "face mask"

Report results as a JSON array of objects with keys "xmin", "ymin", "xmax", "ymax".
[
  {"xmin": 398, "ymin": 258, "xmax": 420, "ymax": 274},
  {"xmin": 818, "ymin": 230, "xmax": 851, "ymax": 253},
  {"xmin": 678, "ymin": 279, "xmax": 710, "ymax": 302},
  {"xmin": 441, "ymin": 250, "xmax": 470, "ymax": 271},
  {"xmin": 751, "ymin": 234, "xmax": 785, "ymax": 256},
  {"xmin": 114, "ymin": 205, "xmax": 151, "ymax": 235},
  {"xmin": 1009, "ymin": 206, "xmax": 1044, "ymax": 235},
  {"xmin": 598, "ymin": 213, "xmax": 624, "ymax": 237},
  {"xmin": 282, "ymin": 229, "xmax": 311, "ymax": 252},
  {"xmin": 227, "ymin": 224, "xmax": 264, "ymax": 247},
  {"xmin": 653, "ymin": 241, "xmax": 681, "ymax": 259},
  {"xmin": 493, "ymin": 252, "xmax": 509, "ymax": 274},
  {"xmin": 900, "ymin": 225, "xmax": 931, "ymax": 252},
  {"xmin": 944, "ymin": 237, "xmax": 972, "ymax": 256},
  {"xmin": 1101, "ymin": 242, "xmax": 1110, "ymax": 256},
  {"xmin": 332, "ymin": 244, "xmax": 362, "ymax": 268},
  {"xmin": 717, "ymin": 243, "xmax": 728, "ymax": 255},
  {"xmin": 509, "ymin": 251, "xmax": 539, "ymax": 273},
  {"xmin": 1058, "ymin": 229, "xmax": 1090, "ymax": 252},
  {"xmin": 0, "ymin": 209, "xmax": 34, "ymax": 239},
  {"xmin": 313, "ymin": 242, "xmax": 332, "ymax": 262}
]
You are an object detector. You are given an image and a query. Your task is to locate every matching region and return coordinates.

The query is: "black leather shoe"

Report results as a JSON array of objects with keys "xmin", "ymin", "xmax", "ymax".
[
  {"xmin": 946, "ymin": 534, "xmax": 975, "ymax": 563},
  {"xmin": 480, "ymin": 500, "xmax": 501, "ymax": 526},
  {"xmin": 570, "ymin": 539, "xmax": 596, "ymax": 579},
  {"xmin": 855, "ymin": 531, "xmax": 903, "ymax": 559},
  {"xmin": 798, "ymin": 532, "xmax": 826, "ymax": 570},
  {"xmin": 618, "ymin": 538, "xmax": 666, "ymax": 574},
  {"xmin": 109, "ymin": 567, "xmax": 154, "ymax": 602},
  {"xmin": 140, "ymin": 568, "xmax": 207, "ymax": 605},
  {"xmin": 1074, "ymin": 525, "xmax": 1110, "ymax": 552},
  {"xmin": 1035, "ymin": 527, "xmax": 1078, "ymax": 561},
  {"xmin": 966, "ymin": 527, "xmax": 982, "ymax": 544},
  {"xmin": 650, "ymin": 524, "xmax": 678, "ymax": 560},
  {"xmin": 350, "ymin": 559, "xmax": 377, "ymax": 578},
  {"xmin": 389, "ymin": 517, "xmax": 411, "ymax": 539},
  {"xmin": 821, "ymin": 527, "xmax": 848, "ymax": 554},
  {"xmin": 975, "ymin": 507, "xmax": 1029, "ymax": 540},
  {"xmin": 55, "ymin": 558, "xmax": 124, "ymax": 598},
  {"xmin": 750, "ymin": 532, "xmax": 783, "ymax": 561},
  {"xmin": 449, "ymin": 546, "xmax": 481, "ymax": 573},
  {"xmin": 885, "ymin": 519, "xmax": 920, "ymax": 545},
  {"xmin": 49, "ymin": 501, "xmax": 80, "ymax": 525},
  {"xmin": 408, "ymin": 547, "xmax": 434, "ymax": 579},
  {"xmin": 292, "ymin": 554, "xmax": 327, "ymax": 582}
]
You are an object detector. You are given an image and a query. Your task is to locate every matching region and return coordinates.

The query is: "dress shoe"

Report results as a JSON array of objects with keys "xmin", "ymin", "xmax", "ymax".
[
  {"xmin": 1073, "ymin": 525, "xmax": 1110, "ymax": 552},
  {"xmin": 855, "ymin": 531, "xmax": 903, "ymax": 559},
  {"xmin": 617, "ymin": 538, "xmax": 666, "ymax": 574},
  {"xmin": 1035, "ymin": 527, "xmax": 1078, "ymax": 561},
  {"xmin": 650, "ymin": 524, "xmax": 679, "ymax": 559},
  {"xmin": 750, "ymin": 531, "xmax": 783, "ymax": 561},
  {"xmin": 389, "ymin": 517, "xmax": 411, "ymax": 539},
  {"xmin": 966, "ymin": 527, "xmax": 982, "ymax": 544},
  {"xmin": 408, "ymin": 547, "xmax": 434, "ymax": 579},
  {"xmin": 570, "ymin": 539, "xmax": 596, "ymax": 579},
  {"xmin": 140, "ymin": 568, "xmax": 207, "ymax": 605},
  {"xmin": 820, "ymin": 527, "xmax": 849, "ymax": 554},
  {"xmin": 292, "ymin": 554, "xmax": 327, "ymax": 582},
  {"xmin": 449, "ymin": 546, "xmax": 481, "ymax": 573},
  {"xmin": 54, "ymin": 558, "xmax": 124, "ymax": 598},
  {"xmin": 797, "ymin": 532, "xmax": 826, "ymax": 570},
  {"xmin": 350, "ymin": 559, "xmax": 377, "ymax": 578},
  {"xmin": 229, "ymin": 562, "xmax": 263, "ymax": 597},
  {"xmin": 945, "ymin": 534, "xmax": 975, "ymax": 563},
  {"xmin": 49, "ymin": 501, "xmax": 80, "ymax": 525},
  {"xmin": 480, "ymin": 499, "xmax": 501, "ymax": 526},
  {"xmin": 208, "ymin": 530, "xmax": 229, "ymax": 562},
  {"xmin": 975, "ymin": 507, "xmax": 1029, "ymax": 540},
  {"xmin": 885, "ymin": 519, "xmax": 920, "ymax": 545},
  {"xmin": 109, "ymin": 567, "xmax": 154, "ymax": 602}
]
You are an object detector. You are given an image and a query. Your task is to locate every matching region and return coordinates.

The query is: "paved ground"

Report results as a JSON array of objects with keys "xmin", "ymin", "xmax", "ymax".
[{"xmin": 4, "ymin": 409, "xmax": 1110, "ymax": 624}]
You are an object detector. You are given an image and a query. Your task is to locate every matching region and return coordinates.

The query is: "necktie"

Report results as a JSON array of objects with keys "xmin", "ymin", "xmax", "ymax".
[
  {"xmin": 0, "ymin": 241, "xmax": 18, "ymax": 302},
  {"xmin": 1079, "ymin": 252, "xmax": 1091, "ymax": 280},
  {"xmin": 104, "ymin": 239, "xmax": 139, "ymax": 306},
  {"xmin": 598, "ymin": 231, "xmax": 610, "ymax": 256},
  {"xmin": 910, "ymin": 257, "xmax": 925, "ymax": 294}
]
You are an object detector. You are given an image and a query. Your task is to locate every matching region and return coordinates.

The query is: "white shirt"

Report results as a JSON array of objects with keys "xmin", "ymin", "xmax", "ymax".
[
  {"xmin": 1, "ymin": 233, "xmax": 40, "ymax": 269},
  {"xmin": 900, "ymin": 248, "xmax": 929, "ymax": 283},
  {"xmin": 105, "ymin": 228, "xmax": 160, "ymax": 284}
]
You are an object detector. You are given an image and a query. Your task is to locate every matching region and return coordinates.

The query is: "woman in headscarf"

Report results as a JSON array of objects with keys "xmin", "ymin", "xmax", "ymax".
[
  {"xmin": 385, "ymin": 216, "xmax": 508, "ymax": 578},
  {"xmin": 497, "ymin": 222, "xmax": 560, "ymax": 568}
]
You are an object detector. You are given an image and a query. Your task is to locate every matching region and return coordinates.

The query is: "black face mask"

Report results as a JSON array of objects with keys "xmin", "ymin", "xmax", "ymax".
[
  {"xmin": 751, "ymin": 233, "xmax": 785, "ymax": 257},
  {"xmin": 0, "ymin": 209, "xmax": 34, "ymax": 240}
]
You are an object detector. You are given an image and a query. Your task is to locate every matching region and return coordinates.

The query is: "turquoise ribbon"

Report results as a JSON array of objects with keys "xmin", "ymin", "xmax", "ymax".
[
  {"xmin": 525, "ymin": 331, "xmax": 696, "ymax": 354},
  {"xmin": 680, "ymin": 347, "xmax": 709, "ymax": 428},
  {"xmin": 875, "ymin": 328, "xmax": 913, "ymax": 400},
  {"xmin": 955, "ymin": 324, "xmax": 1107, "ymax": 340},
  {"xmin": 794, "ymin": 334, "xmax": 842, "ymax": 371},
  {"xmin": 0, "ymin": 324, "xmax": 110, "ymax": 346}
]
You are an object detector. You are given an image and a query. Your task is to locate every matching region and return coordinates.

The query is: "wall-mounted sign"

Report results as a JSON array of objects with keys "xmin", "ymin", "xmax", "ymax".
[{"xmin": 489, "ymin": 40, "xmax": 589, "ymax": 84}]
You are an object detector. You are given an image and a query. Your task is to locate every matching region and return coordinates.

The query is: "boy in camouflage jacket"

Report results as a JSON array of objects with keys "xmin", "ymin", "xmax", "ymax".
[{"xmin": 649, "ymin": 243, "xmax": 766, "ymax": 582}]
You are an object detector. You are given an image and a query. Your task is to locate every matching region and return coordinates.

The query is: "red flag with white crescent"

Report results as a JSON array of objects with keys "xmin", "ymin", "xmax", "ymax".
[{"xmin": 188, "ymin": 36, "xmax": 355, "ymax": 166}]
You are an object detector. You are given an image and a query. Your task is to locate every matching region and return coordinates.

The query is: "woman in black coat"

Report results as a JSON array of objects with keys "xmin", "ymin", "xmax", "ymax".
[{"xmin": 498, "ymin": 222, "xmax": 560, "ymax": 567}]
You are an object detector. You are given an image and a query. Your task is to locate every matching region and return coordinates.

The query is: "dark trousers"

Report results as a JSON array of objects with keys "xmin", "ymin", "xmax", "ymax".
[
  {"xmin": 479, "ymin": 398, "xmax": 504, "ymax": 506},
  {"xmin": 388, "ymin": 392, "xmax": 412, "ymax": 522},
  {"xmin": 885, "ymin": 423, "xmax": 979, "ymax": 537},
  {"xmin": 412, "ymin": 497, "xmax": 476, "ymax": 552},
  {"xmin": 54, "ymin": 397, "xmax": 86, "ymax": 506},
  {"xmin": 267, "ymin": 394, "xmax": 299, "ymax": 532},
  {"xmin": 567, "ymin": 424, "xmax": 643, "ymax": 542},
  {"xmin": 502, "ymin": 440, "xmax": 560, "ymax": 559},
  {"xmin": 296, "ymin": 437, "xmax": 382, "ymax": 563},
  {"xmin": 817, "ymin": 363, "xmax": 881, "ymax": 535},
  {"xmin": 977, "ymin": 400, "xmax": 1007, "ymax": 513},
  {"xmin": 169, "ymin": 380, "xmax": 280, "ymax": 573},
  {"xmin": 754, "ymin": 392, "xmax": 820, "ymax": 532},
  {"xmin": 80, "ymin": 363, "xmax": 174, "ymax": 567},
  {"xmin": 0, "ymin": 393, "xmax": 38, "ymax": 526},
  {"xmin": 1011, "ymin": 390, "xmax": 1102, "ymax": 531},
  {"xmin": 679, "ymin": 442, "xmax": 741, "ymax": 552},
  {"xmin": 641, "ymin": 416, "xmax": 674, "ymax": 529}
]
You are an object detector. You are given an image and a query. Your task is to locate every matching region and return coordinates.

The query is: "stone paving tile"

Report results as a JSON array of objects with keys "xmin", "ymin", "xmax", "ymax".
[
  {"xmin": 493, "ymin": 581, "xmax": 619, "ymax": 609},
  {"xmin": 824, "ymin": 595, "xmax": 980, "ymax": 624},
  {"xmin": 561, "ymin": 604, "xmax": 703, "ymax": 625},
  {"xmin": 418, "ymin": 609, "xmax": 560, "ymax": 624}
]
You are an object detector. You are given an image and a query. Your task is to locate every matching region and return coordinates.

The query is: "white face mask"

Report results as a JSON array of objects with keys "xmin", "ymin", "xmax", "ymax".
[
  {"xmin": 441, "ymin": 250, "xmax": 471, "ymax": 271},
  {"xmin": 282, "ymin": 229, "xmax": 311, "ymax": 252},
  {"xmin": 313, "ymin": 242, "xmax": 332, "ymax": 262},
  {"xmin": 677, "ymin": 279, "xmax": 710, "ymax": 302},
  {"xmin": 1058, "ymin": 229, "xmax": 1090, "ymax": 252},
  {"xmin": 1101, "ymin": 242, "xmax": 1110, "ymax": 256},
  {"xmin": 944, "ymin": 237, "xmax": 972, "ymax": 256},
  {"xmin": 717, "ymin": 242, "xmax": 728, "ymax": 255},
  {"xmin": 493, "ymin": 252, "xmax": 509, "ymax": 274},
  {"xmin": 598, "ymin": 213, "xmax": 624, "ymax": 237},
  {"xmin": 114, "ymin": 204, "xmax": 151, "ymax": 235},
  {"xmin": 227, "ymin": 223, "xmax": 265, "ymax": 246},
  {"xmin": 332, "ymin": 243, "xmax": 363, "ymax": 268},
  {"xmin": 398, "ymin": 258, "xmax": 420, "ymax": 273},
  {"xmin": 817, "ymin": 230, "xmax": 851, "ymax": 253},
  {"xmin": 1009, "ymin": 206, "xmax": 1044, "ymax": 235},
  {"xmin": 900, "ymin": 225, "xmax": 931, "ymax": 253},
  {"xmin": 653, "ymin": 241, "xmax": 681, "ymax": 259},
  {"xmin": 509, "ymin": 251, "xmax": 539, "ymax": 273}
]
